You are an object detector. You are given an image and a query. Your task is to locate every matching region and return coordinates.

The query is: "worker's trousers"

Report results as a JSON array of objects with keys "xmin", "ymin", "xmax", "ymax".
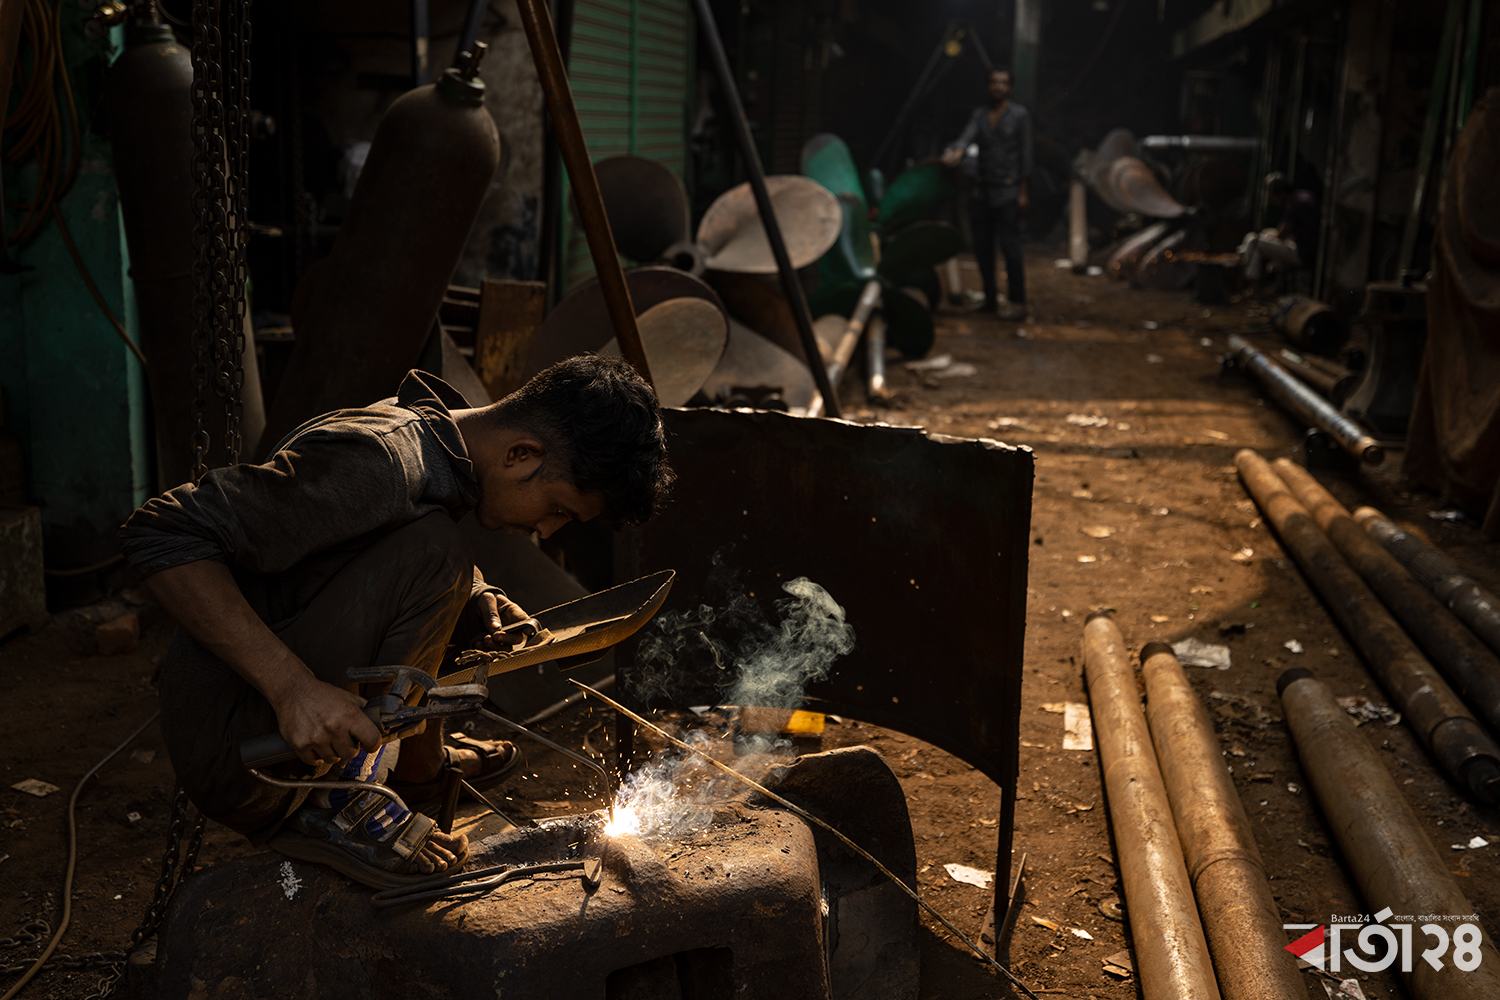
[
  {"xmin": 156, "ymin": 511, "xmax": 472, "ymax": 844},
  {"xmin": 970, "ymin": 199, "xmax": 1026, "ymax": 308}
]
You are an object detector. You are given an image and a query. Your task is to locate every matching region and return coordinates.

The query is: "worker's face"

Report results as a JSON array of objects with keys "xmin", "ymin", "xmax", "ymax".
[
  {"xmin": 474, "ymin": 440, "xmax": 607, "ymax": 538},
  {"xmin": 988, "ymin": 71, "xmax": 1012, "ymax": 102}
]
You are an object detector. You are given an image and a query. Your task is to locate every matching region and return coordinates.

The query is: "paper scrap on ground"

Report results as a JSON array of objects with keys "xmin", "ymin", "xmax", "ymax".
[
  {"xmin": 944, "ymin": 863, "xmax": 994, "ymax": 889},
  {"xmin": 1284, "ymin": 639, "xmax": 1304, "ymax": 653},
  {"xmin": 1172, "ymin": 638, "xmax": 1232, "ymax": 670},
  {"xmin": 905, "ymin": 353, "xmax": 953, "ymax": 372},
  {"xmin": 1452, "ymin": 836, "xmax": 1489, "ymax": 850},
  {"xmin": 1323, "ymin": 979, "xmax": 1368, "ymax": 1000},
  {"xmin": 1336, "ymin": 696, "xmax": 1401, "ymax": 727},
  {"xmin": 1040, "ymin": 702, "xmax": 1067, "ymax": 714},
  {"xmin": 1081, "ymin": 525, "xmax": 1114, "ymax": 538},
  {"xmin": 1071, "ymin": 927, "xmax": 1094, "ymax": 940},
  {"xmin": 1031, "ymin": 916, "xmax": 1062, "ymax": 931},
  {"xmin": 1065, "ymin": 413, "xmax": 1111, "ymax": 427},
  {"xmin": 11, "ymin": 779, "xmax": 59, "ymax": 798},
  {"xmin": 279, "ymin": 861, "xmax": 304, "ymax": 901},
  {"xmin": 1102, "ymin": 950, "xmax": 1134, "ymax": 977},
  {"xmin": 1231, "ymin": 547, "xmax": 1254, "ymax": 562},
  {"xmin": 1063, "ymin": 702, "xmax": 1094, "ymax": 751}
]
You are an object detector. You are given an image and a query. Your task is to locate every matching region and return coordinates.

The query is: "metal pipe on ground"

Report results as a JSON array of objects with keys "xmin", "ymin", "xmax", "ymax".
[
  {"xmin": 513, "ymin": 0, "xmax": 653, "ymax": 390},
  {"xmin": 1082, "ymin": 614, "xmax": 1222, "ymax": 1000},
  {"xmin": 1235, "ymin": 450, "xmax": 1500, "ymax": 803},
  {"xmin": 867, "ymin": 313, "xmax": 888, "ymax": 402},
  {"xmin": 1277, "ymin": 668, "xmax": 1500, "ymax": 1000},
  {"xmin": 1139, "ymin": 643, "xmax": 1309, "ymax": 1000},
  {"xmin": 1228, "ymin": 336, "xmax": 1383, "ymax": 465},
  {"xmin": 1275, "ymin": 349, "xmax": 1357, "ymax": 406},
  {"xmin": 1274, "ymin": 461, "xmax": 1500, "ymax": 736},
  {"xmin": 1354, "ymin": 506, "xmax": 1500, "ymax": 659},
  {"xmin": 808, "ymin": 279, "xmax": 879, "ymax": 419}
]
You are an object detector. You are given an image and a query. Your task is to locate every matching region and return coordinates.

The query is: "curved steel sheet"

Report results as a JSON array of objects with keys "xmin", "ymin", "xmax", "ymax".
[
  {"xmin": 597, "ymin": 297, "xmax": 728, "ymax": 407},
  {"xmin": 1101, "ymin": 157, "xmax": 1187, "ymax": 219},
  {"xmin": 696, "ymin": 176, "xmax": 842, "ymax": 274},
  {"xmin": 590, "ymin": 155, "xmax": 691, "ymax": 263}
]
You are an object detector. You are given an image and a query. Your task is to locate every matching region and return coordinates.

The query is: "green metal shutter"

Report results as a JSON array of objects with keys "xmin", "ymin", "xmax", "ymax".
[{"xmin": 560, "ymin": 0, "xmax": 692, "ymax": 294}]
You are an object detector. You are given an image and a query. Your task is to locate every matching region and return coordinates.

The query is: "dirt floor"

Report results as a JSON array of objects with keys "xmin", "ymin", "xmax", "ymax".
[{"xmin": 3, "ymin": 250, "xmax": 1500, "ymax": 1000}]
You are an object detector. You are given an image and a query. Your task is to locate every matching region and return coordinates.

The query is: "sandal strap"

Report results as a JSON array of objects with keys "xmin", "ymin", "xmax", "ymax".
[{"xmin": 390, "ymin": 811, "xmax": 436, "ymax": 860}]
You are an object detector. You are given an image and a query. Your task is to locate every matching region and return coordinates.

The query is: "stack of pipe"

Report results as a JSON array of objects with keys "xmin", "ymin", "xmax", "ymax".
[
  {"xmin": 1083, "ymin": 613, "xmax": 1307, "ymax": 1000},
  {"xmin": 1227, "ymin": 336, "xmax": 1383, "ymax": 466},
  {"xmin": 1278, "ymin": 669, "xmax": 1500, "ymax": 999},
  {"xmin": 1235, "ymin": 450, "xmax": 1500, "ymax": 803}
]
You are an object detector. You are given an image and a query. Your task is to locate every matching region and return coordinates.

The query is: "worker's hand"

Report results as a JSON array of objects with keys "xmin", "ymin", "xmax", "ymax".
[
  {"xmin": 273, "ymin": 676, "xmax": 381, "ymax": 767},
  {"xmin": 940, "ymin": 147, "xmax": 963, "ymax": 168},
  {"xmin": 473, "ymin": 591, "xmax": 553, "ymax": 653}
]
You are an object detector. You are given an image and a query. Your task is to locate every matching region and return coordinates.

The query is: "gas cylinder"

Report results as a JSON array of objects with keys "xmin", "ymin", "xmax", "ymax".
[
  {"xmin": 108, "ymin": 14, "xmax": 266, "ymax": 487},
  {"xmin": 258, "ymin": 51, "xmax": 502, "ymax": 454}
]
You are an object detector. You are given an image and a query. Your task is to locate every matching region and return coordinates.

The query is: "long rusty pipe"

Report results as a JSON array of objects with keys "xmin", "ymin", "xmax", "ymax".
[
  {"xmin": 1082, "ymin": 614, "xmax": 1222, "ymax": 1000},
  {"xmin": 1140, "ymin": 642, "xmax": 1309, "ymax": 1000},
  {"xmin": 1277, "ymin": 668, "xmax": 1500, "ymax": 1000},
  {"xmin": 513, "ymin": 0, "xmax": 653, "ymax": 391},
  {"xmin": 1228, "ymin": 335, "xmax": 1383, "ymax": 465},
  {"xmin": 1354, "ymin": 505, "xmax": 1500, "ymax": 660},
  {"xmin": 1274, "ymin": 461, "xmax": 1500, "ymax": 737},
  {"xmin": 807, "ymin": 279, "xmax": 879, "ymax": 419},
  {"xmin": 1235, "ymin": 450, "xmax": 1500, "ymax": 803}
]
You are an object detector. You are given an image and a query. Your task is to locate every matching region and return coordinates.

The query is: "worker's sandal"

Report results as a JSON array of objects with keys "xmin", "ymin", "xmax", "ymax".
[
  {"xmin": 389, "ymin": 734, "xmax": 521, "ymax": 813},
  {"xmin": 269, "ymin": 791, "xmax": 468, "ymax": 890}
]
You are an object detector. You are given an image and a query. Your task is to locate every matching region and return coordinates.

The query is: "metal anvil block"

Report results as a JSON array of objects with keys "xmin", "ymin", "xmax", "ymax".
[{"xmin": 140, "ymin": 747, "xmax": 916, "ymax": 1000}]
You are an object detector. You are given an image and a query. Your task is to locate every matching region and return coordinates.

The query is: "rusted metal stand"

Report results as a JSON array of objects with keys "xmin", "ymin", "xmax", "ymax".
[
  {"xmin": 689, "ymin": 0, "xmax": 840, "ymax": 417},
  {"xmin": 513, "ymin": 0, "xmax": 654, "ymax": 390}
]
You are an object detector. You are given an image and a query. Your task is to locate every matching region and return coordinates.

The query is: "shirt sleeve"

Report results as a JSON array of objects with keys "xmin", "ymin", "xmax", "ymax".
[
  {"xmin": 1019, "ymin": 108, "xmax": 1034, "ymax": 180},
  {"xmin": 119, "ymin": 424, "xmax": 430, "ymax": 579},
  {"xmin": 948, "ymin": 111, "xmax": 978, "ymax": 152}
]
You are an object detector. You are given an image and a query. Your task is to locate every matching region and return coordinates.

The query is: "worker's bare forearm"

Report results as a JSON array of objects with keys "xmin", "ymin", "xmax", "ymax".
[{"xmin": 144, "ymin": 559, "xmax": 314, "ymax": 708}]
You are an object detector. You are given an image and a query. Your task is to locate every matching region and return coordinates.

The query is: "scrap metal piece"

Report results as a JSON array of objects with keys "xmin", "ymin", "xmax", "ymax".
[
  {"xmin": 590, "ymin": 155, "xmax": 692, "ymax": 264},
  {"xmin": 1235, "ymin": 450, "xmax": 1500, "ymax": 803},
  {"xmin": 1140, "ymin": 642, "xmax": 1310, "ymax": 1000},
  {"xmin": 696, "ymin": 176, "xmax": 842, "ymax": 274},
  {"xmin": 1343, "ymin": 281, "xmax": 1428, "ymax": 435},
  {"xmin": 700, "ymin": 319, "xmax": 818, "ymax": 412},
  {"xmin": 1228, "ymin": 335, "xmax": 1383, "ymax": 465},
  {"xmin": 1278, "ymin": 668, "xmax": 1500, "ymax": 1000},
  {"xmin": 597, "ymin": 297, "xmax": 729, "ymax": 406},
  {"xmin": 1271, "ymin": 295, "xmax": 1349, "ymax": 356},
  {"xmin": 617, "ymin": 408, "xmax": 1032, "ymax": 929},
  {"xmin": 1099, "ymin": 156, "xmax": 1189, "ymax": 220},
  {"xmin": 1106, "ymin": 222, "xmax": 1172, "ymax": 281},
  {"xmin": 876, "ymin": 162, "xmax": 955, "ymax": 233},
  {"xmin": 1082, "ymin": 614, "xmax": 1223, "ymax": 1000},
  {"xmin": 807, "ymin": 280, "xmax": 880, "ymax": 419},
  {"xmin": 524, "ymin": 266, "xmax": 726, "ymax": 379}
]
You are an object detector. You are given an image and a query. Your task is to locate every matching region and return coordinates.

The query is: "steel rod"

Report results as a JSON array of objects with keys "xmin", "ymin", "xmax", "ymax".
[
  {"xmin": 1277, "ymin": 668, "xmax": 1500, "ymax": 1000},
  {"xmin": 1081, "ymin": 613, "xmax": 1223, "ymax": 1000},
  {"xmin": 1354, "ymin": 505, "xmax": 1500, "ymax": 659},
  {"xmin": 1140, "ymin": 642, "xmax": 1310, "ymax": 1000},
  {"xmin": 1229, "ymin": 335, "xmax": 1383, "ymax": 464},
  {"xmin": 514, "ymin": 0, "xmax": 654, "ymax": 390},
  {"xmin": 867, "ymin": 313, "xmax": 888, "ymax": 402},
  {"xmin": 689, "ymin": 0, "xmax": 839, "ymax": 417},
  {"xmin": 807, "ymin": 279, "xmax": 879, "ymax": 418},
  {"xmin": 1275, "ymin": 460, "xmax": 1500, "ymax": 737},
  {"xmin": 1235, "ymin": 450, "xmax": 1500, "ymax": 803},
  {"xmin": 1397, "ymin": 0, "xmax": 1463, "ymax": 275}
]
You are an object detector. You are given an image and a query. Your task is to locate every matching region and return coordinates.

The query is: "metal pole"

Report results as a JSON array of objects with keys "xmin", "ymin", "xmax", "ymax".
[
  {"xmin": 1354, "ymin": 505, "xmax": 1500, "ymax": 660},
  {"xmin": 1275, "ymin": 459, "xmax": 1500, "ymax": 737},
  {"xmin": 1141, "ymin": 643, "xmax": 1310, "ymax": 1000},
  {"xmin": 690, "ymin": 0, "xmax": 840, "ymax": 417},
  {"xmin": 1235, "ymin": 449, "xmax": 1500, "ymax": 803},
  {"xmin": 1011, "ymin": 0, "xmax": 1042, "ymax": 112},
  {"xmin": 1082, "ymin": 613, "xmax": 1223, "ymax": 1000},
  {"xmin": 514, "ymin": 0, "xmax": 655, "ymax": 390},
  {"xmin": 1228, "ymin": 335, "xmax": 1383, "ymax": 464},
  {"xmin": 807, "ymin": 279, "xmax": 879, "ymax": 419},
  {"xmin": 1397, "ymin": 0, "xmax": 1463, "ymax": 276},
  {"xmin": 1278, "ymin": 668, "xmax": 1500, "ymax": 1000},
  {"xmin": 867, "ymin": 313, "xmax": 888, "ymax": 402}
]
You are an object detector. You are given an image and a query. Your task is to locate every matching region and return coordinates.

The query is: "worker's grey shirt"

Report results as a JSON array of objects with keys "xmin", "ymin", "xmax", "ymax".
[
  {"xmin": 949, "ymin": 103, "xmax": 1034, "ymax": 207},
  {"xmin": 119, "ymin": 370, "xmax": 500, "ymax": 627}
]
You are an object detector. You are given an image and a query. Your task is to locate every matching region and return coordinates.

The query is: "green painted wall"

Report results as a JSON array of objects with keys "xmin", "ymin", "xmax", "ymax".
[
  {"xmin": 558, "ymin": 0, "xmax": 693, "ymax": 292},
  {"xmin": 1, "ymin": 18, "xmax": 149, "ymax": 570}
]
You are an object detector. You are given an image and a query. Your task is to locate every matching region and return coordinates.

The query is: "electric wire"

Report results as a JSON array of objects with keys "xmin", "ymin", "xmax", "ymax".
[
  {"xmin": 3, "ymin": 0, "xmax": 148, "ymax": 366},
  {"xmin": 570, "ymin": 681, "xmax": 1042, "ymax": 1000},
  {"xmin": 0, "ymin": 711, "xmax": 160, "ymax": 1000}
]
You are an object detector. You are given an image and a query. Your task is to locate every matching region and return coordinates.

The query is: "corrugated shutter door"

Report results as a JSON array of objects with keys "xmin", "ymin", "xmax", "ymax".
[{"xmin": 560, "ymin": 0, "xmax": 691, "ymax": 294}]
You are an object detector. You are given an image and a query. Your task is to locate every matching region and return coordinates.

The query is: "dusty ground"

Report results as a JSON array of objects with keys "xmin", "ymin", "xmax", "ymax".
[{"xmin": 3, "ymin": 251, "xmax": 1499, "ymax": 1000}]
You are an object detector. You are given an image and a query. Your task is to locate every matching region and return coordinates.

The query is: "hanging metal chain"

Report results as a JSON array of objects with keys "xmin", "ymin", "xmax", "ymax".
[{"xmin": 189, "ymin": 0, "xmax": 250, "ymax": 483}]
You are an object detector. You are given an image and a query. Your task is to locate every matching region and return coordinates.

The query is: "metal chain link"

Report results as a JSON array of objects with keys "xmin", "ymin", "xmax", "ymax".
[{"xmin": 0, "ymin": 919, "xmax": 125, "ymax": 984}]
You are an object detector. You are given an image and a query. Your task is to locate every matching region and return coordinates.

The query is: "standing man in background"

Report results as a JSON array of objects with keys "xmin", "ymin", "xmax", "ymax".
[{"xmin": 942, "ymin": 68, "xmax": 1033, "ymax": 321}]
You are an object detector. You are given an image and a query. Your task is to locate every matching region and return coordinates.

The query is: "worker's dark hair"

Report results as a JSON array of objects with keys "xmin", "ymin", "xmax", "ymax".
[
  {"xmin": 491, "ymin": 355, "xmax": 673, "ymax": 525},
  {"xmin": 989, "ymin": 67, "xmax": 1012, "ymax": 81}
]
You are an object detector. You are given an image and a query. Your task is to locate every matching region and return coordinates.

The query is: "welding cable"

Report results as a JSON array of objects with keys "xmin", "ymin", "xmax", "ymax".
[
  {"xmin": 0, "ymin": 711, "xmax": 160, "ymax": 1000},
  {"xmin": 568, "ymin": 681, "xmax": 1044, "ymax": 1000},
  {"xmin": 369, "ymin": 859, "xmax": 588, "ymax": 909}
]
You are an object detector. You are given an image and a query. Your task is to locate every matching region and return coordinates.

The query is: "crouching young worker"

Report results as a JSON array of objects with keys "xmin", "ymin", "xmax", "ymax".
[{"xmin": 119, "ymin": 356, "xmax": 672, "ymax": 888}]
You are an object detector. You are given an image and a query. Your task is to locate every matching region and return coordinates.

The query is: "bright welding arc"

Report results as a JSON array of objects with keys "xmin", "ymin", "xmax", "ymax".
[{"xmin": 568, "ymin": 680, "xmax": 1042, "ymax": 1000}]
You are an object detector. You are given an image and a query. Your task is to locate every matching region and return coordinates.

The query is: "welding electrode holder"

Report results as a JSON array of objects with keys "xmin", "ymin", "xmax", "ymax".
[{"xmin": 237, "ymin": 664, "xmax": 492, "ymax": 769}]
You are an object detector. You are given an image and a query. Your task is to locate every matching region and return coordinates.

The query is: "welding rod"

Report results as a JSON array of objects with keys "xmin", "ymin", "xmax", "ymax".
[
  {"xmin": 1235, "ymin": 450, "xmax": 1500, "ymax": 803},
  {"xmin": 808, "ymin": 279, "xmax": 880, "ymax": 419},
  {"xmin": 1353, "ymin": 505, "xmax": 1500, "ymax": 659},
  {"xmin": 1082, "ymin": 614, "xmax": 1223, "ymax": 1000},
  {"xmin": 1140, "ymin": 643, "xmax": 1309, "ymax": 1000},
  {"xmin": 1275, "ymin": 461, "xmax": 1500, "ymax": 736},
  {"xmin": 1277, "ymin": 668, "xmax": 1500, "ymax": 1000},
  {"xmin": 1227, "ymin": 335, "xmax": 1383, "ymax": 465}
]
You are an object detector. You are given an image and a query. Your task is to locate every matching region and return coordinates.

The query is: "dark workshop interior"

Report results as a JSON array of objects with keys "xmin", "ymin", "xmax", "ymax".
[{"xmin": 4, "ymin": 0, "xmax": 1500, "ymax": 998}]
